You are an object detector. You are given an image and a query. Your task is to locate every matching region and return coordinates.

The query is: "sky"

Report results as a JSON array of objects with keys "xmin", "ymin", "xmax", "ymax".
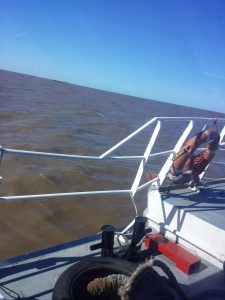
[{"xmin": 0, "ymin": 0, "xmax": 225, "ymax": 113}]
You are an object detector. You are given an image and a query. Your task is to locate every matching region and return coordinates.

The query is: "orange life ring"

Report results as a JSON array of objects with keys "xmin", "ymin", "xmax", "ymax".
[{"xmin": 168, "ymin": 128, "xmax": 220, "ymax": 184}]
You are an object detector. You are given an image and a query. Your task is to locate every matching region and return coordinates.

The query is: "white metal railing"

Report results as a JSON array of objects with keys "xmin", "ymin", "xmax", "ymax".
[
  {"xmin": 130, "ymin": 121, "xmax": 161, "ymax": 198},
  {"xmin": 158, "ymin": 120, "xmax": 194, "ymax": 184},
  {"xmin": 0, "ymin": 117, "xmax": 225, "ymax": 215},
  {"xmin": 199, "ymin": 120, "xmax": 225, "ymax": 179}
]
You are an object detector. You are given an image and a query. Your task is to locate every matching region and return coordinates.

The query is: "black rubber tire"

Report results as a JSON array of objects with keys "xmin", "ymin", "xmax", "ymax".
[{"xmin": 52, "ymin": 257, "xmax": 137, "ymax": 300}]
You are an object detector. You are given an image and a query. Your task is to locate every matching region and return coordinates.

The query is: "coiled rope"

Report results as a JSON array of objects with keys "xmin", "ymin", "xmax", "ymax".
[{"xmin": 87, "ymin": 259, "xmax": 189, "ymax": 300}]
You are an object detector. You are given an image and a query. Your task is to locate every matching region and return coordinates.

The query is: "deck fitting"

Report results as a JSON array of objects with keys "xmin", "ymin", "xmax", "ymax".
[{"xmin": 145, "ymin": 233, "xmax": 201, "ymax": 274}]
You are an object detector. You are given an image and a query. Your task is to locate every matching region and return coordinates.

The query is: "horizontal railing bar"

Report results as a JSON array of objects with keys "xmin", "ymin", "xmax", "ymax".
[
  {"xmin": 136, "ymin": 177, "xmax": 158, "ymax": 192},
  {"xmin": 2, "ymin": 148, "xmax": 101, "ymax": 160},
  {"xmin": 114, "ymin": 151, "xmax": 175, "ymax": 158},
  {"xmin": 150, "ymin": 150, "xmax": 175, "ymax": 157},
  {"xmin": 156, "ymin": 117, "xmax": 225, "ymax": 121},
  {"xmin": 113, "ymin": 155, "xmax": 142, "ymax": 159},
  {"xmin": 2, "ymin": 148, "xmax": 142, "ymax": 160},
  {"xmin": 212, "ymin": 161, "xmax": 225, "ymax": 165},
  {"xmin": 1, "ymin": 148, "xmax": 175, "ymax": 161},
  {"xmin": 0, "ymin": 189, "xmax": 131, "ymax": 202},
  {"xmin": 3, "ymin": 147, "xmax": 223, "ymax": 161},
  {"xmin": 198, "ymin": 147, "xmax": 224, "ymax": 151}
]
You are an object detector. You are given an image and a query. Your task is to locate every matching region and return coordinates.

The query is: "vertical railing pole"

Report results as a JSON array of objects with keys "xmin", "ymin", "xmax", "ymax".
[
  {"xmin": 131, "ymin": 121, "xmax": 161, "ymax": 198},
  {"xmin": 219, "ymin": 125, "xmax": 225, "ymax": 145},
  {"xmin": 199, "ymin": 125, "xmax": 225, "ymax": 179},
  {"xmin": 158, "ymin": 120, "xmax": 194, "ymax": 185}
]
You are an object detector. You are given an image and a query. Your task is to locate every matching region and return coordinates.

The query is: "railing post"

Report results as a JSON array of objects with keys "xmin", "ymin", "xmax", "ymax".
[
  {"xmin": 199, "ymin": 125, "xmax": 225, "ymax": 179},
  {"xmin": 131, "ymin": 121, "xmax": 161, "ymax": 198},
  {"xmin": 158, "ymin": 120, "xmax": 194, "ymax": 185}
]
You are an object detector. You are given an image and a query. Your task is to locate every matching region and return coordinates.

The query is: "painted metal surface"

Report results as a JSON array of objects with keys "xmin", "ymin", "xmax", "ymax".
[
  {"xmin": 158, "ymin": 120, "xmax": 193, "ymax": 185},
  {"xmin": 199, "ymin": 125, "xmax": 225, "ymax": 179},
  {"xmin": 0, "ymin": 235, "xmax": 101, "ymax": 299},
  {"xmin": 145, "ymin": 179, "xmax": 225, "ymax": 268},
  {"xmin": 145, "ymin": 232, "xmax": 201, "ymax": 274},
  {"xmin": 131, "ymin": 120, "xmax": 161, "ymax": 198}
]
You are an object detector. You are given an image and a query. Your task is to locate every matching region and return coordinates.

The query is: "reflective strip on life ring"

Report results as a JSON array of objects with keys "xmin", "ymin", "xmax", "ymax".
[{"xmin": 168, "ymin": 129, "xmax": 220, "ymax": 184}]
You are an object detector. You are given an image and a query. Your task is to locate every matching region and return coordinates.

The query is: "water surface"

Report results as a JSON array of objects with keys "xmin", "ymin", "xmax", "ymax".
[{"xmin": 0, "ymin": 69, "xmax": 224, "ymax": 260}]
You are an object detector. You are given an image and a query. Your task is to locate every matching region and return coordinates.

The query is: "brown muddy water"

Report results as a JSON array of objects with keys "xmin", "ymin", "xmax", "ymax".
[{"xmin": 0, "ymin": 69, "xmax": 224, "ymax": 260}]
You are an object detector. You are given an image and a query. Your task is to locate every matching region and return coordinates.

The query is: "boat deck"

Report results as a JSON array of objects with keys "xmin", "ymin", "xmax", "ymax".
[
  {"xmin": 0, "ymin": 228, "xmax": 224, "ymax": 299},
  {"xmin": 145, "ymin": 179, "xmax": 225, "ymax": 268},
  {"xmin": 161, "ymin": 179, "xmax": 225, "ymax": 230},
  {"xmin": 0, "ymin": 235, "xmax": 101, "ymax": 299},
  {"xmin": 0, "ymin": 180, "xmax": 225, "ymax": 299}
]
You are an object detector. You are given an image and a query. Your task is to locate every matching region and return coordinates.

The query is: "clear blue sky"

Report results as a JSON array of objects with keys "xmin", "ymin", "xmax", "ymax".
[{"xmin": 1, "ymin": 0, "xmax": 225, "ymax": 113}]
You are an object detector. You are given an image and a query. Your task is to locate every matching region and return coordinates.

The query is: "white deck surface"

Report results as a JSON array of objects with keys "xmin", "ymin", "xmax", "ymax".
[
  {"xmin": 0, "ymin": 180, "xmax": 225, "ymax": 299},
  {"xmin": 145, "ymin": 179, "xmax": 225, "ymax": 268}
]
